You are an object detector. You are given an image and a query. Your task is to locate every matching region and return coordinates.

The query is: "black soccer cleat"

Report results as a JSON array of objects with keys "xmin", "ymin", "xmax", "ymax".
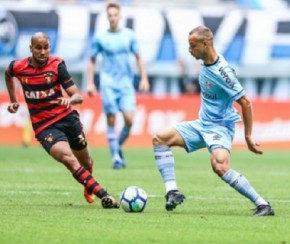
[
  {"xmin": 101, "ymin": 195, "xmax": 120, "ymax": 209},
  {"xmin": 253, "ymin": 202, "xmax": 275, "ymax": 216},
  {"xmin": 165, "ymin": 190, "xmax": 185, "ymax": 211}
]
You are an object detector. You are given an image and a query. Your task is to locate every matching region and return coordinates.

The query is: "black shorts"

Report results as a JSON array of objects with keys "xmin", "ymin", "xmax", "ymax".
[{"xmin": 36, "ymin": 110, "xmax": 88, "ymax": 153}]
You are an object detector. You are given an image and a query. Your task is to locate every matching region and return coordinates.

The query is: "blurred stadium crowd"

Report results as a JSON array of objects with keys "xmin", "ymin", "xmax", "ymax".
[
  {"xmin": 1, "ymin": 0, "xmax": 290, "ymax": 99},
  {"xmin": 4, "ymin": 0, "xmax": 290, "ymax": 8}
]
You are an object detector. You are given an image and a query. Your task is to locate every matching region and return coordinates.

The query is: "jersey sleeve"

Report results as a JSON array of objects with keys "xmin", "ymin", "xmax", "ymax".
[
  {"xmin": 90, "ymin": 35, "xmax": 101, "ymax": 57},
  {"xmin": 129, "ymin": 30, "xmax": 140, "ymax": 54},
  {"xmin": 216, "ymin": 65, "xmax": 245, "ymax": 101},
  {"xmin": 6, "ymin": 61, "xmax": 15, "ymax": 76},
  {"xmin": 58, "ymin": 61, "xmax": 74, "ymax": 89}
]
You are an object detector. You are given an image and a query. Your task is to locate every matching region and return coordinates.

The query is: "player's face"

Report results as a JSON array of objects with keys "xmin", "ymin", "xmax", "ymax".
[
  {"xmin": 30, "ymin": 36, "xmax": 50, "ymax": 67},
  {"xmin": 107, "ymin": 7, "xmax": 120, "ymax": 30},
  {"xmin": 188, "ymin": 34, "xmax": 206, "ymax": 60}
]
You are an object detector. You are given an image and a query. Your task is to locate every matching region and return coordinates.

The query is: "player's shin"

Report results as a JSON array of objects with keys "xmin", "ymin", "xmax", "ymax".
[
  {"xmin": 107, "ymin": 126, "xmax": 121, "ymax": 160},
  {"xmin": 73, "ymin": 166, "xmax": 107, "ymax": 199},
  {"xmin": 118, "ymin": 125, "xmax": 131, "ymax": 146},
  {"xmin": 153, "ymin": 145, "xmax": 177, "ymax": 192},
  {"xmin": 221, "ymin": 168, "xmax": 268, "ymax": 206}
]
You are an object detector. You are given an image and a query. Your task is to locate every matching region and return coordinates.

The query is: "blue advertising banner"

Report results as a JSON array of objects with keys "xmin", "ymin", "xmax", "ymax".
[{"xmin": 1, "ymin": 3, "xmax": 290, "ymax": 78}]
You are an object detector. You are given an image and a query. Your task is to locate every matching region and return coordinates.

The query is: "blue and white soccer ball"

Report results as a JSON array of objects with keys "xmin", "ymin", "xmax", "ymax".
[{"xmin": 120, "ymin": 186, "xmax": 148, "ymax": 213}]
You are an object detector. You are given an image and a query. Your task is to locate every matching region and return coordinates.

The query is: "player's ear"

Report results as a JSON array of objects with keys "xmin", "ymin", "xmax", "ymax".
[
  {"xmin": 203, "ymin": 39, "xmax": 209, "ymax": 47},
  {"xmin": 29, "ymin": 45, "xmax": 32, "ymax": 53}
]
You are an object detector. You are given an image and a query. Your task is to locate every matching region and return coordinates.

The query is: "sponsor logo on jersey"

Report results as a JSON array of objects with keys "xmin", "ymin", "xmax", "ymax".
[
  {"xmin": 202, "ymin": 91, "xmax": 217, "ymax": 100},
  {"xmin": 24, "ymin": 88, "xmax": 55, "ymax": 99},
  {"xmin": 21, "ymin": 78, "xmax": 28, "ymax": 84},
  {"xmin": 205, "ymin": 80, "xmax": 211, "ymax": 89},
  {"xmin": 45, "ymin": 76, "xmax": 52, "ymax": 84},
  {"xmin": 219, "ymin": 67, "xmax": 234, "ymax": 89}
]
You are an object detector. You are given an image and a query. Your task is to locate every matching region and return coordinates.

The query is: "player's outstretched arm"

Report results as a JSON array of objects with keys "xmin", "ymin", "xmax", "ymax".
[
  {"xmin": 5, "ymin": 68, "xmax": 19, "ymax": 113},
  {"xmin": 87, "ymin": 57, "xmax": 97, "ymax": 97},
  {"xmin": 65, "ymin": 85, "xmax": 83, "ymax": 105},
  {"xmin": 135, "ymin": 54, "xmax": 150, "ymax": 92},
  {"xmin": 49, "ymin": 85, "xmax": 83, "ymax": 108},
  {"xmin": 236, "ymin": 95, "xmax": 263, "ymax": 155}
]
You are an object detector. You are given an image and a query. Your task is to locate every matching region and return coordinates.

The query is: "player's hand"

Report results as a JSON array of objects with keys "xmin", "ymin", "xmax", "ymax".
[
  {"xmin": 246, "ymin": 137, "xmax": 263, "ymax": 155},
  {"xmin": 87, "ymin": 83, "xmax": 97, "ymax": 97},
  {"xmin": 7, "ymin": 102, "xmax": 19, "ymax": 113},
  {"xmin": 138, "ymin": 78, "xmax": 150, "ymax": 92},
  {"xmin": 49, "ymin": 97, "xmax": 71, "ymax": 108}
]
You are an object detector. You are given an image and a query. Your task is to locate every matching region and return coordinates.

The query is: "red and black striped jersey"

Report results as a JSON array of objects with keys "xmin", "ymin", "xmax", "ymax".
[{"xmin": 7, "ymin": 56, "xmax": 75, "ymax": 135}]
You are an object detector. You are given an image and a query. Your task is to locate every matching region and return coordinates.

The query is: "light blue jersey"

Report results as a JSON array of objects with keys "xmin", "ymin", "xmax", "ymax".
[
  {"xmin": 198, "ymin": 55, "xmax": 245, "ymax": 125},
  {"xmin": 90, "ymin": 28, "xmax": 139, "ymax": 114},
  {"xmin": 175, "ymin": 55, "xmax": 246, "ymax": 153},
  {"xmin": 91, "ymin": 28, "xmax": 139, "ymax": 90}
]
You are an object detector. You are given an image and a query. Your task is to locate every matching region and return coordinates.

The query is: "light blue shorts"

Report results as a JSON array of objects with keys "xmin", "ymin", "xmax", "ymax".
[
  {"xmin": 100, "ymin": 85, "xmax": 136, "ymax": 115},
  {"xmin": 174, "ymin": 119, "xmax": 235, "ymax": 153}
]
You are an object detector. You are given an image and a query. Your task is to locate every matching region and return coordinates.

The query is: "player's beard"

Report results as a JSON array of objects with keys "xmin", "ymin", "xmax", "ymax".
[
  {"xmin": 191, "ymin": 52, "xmax": 200, "ymax": 60},
  {"xmin": 109, "ymin": 20, "xmax": 119, "ymax": 31},
  {"xmin": 34, "ymin": 55, "xmax": 48, "ymax": 67}
]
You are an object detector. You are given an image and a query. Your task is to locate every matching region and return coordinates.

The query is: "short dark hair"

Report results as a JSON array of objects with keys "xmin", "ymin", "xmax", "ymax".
[
  {"xmin": 189, "ymin": 26, "xmax": 213, "ymax": 41},
  {"xmin": 106, "ymin": 2, "xmax": 120, "ymax": 11}
]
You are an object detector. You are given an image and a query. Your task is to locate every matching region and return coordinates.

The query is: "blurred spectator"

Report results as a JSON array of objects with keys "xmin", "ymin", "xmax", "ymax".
[
  {"xmin": 235, "ymin": 0, "xmax": 287, "ymax": 9},
  {"xmin": 178, "ymin": 58, "xmax": 200, "ymax": 94},
  {"xmin": 181, "ymin": 76, "xmax": 200, "ymax": 94},
  {"xmin": 22, "ymin": 119, "xmax": 33, "ymax": 147}
]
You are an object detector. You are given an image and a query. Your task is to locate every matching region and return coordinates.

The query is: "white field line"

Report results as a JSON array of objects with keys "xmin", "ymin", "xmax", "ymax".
[
  {"xmin": 0, "ymin": 169, "xmax": 63, "ymax": 173},
  {"xmin": 2, "ymin": 191, "xmax": 290, "ymax": 203},
  {"xmin": 148, "ymin": 195, "xmax": 290, "ymax": 203}
]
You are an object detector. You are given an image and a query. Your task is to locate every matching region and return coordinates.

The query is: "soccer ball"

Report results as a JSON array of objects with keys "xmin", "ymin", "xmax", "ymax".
[{"xmin": 120, "ymin": 186, "xmax": 148, "ymax": 213}]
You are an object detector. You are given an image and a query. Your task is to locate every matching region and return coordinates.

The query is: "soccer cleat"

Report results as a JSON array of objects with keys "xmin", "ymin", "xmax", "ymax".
[
  {"xmin": 253, "ymin": 202, "xmax": 275, "ymax": 216},
  {"xmin": 112, "ymin": 160, "xmax": 125, "ymax": 169},
  {"xmin": 112, "ymin": 158, "xmax": 126, "ymax": 169},
  {"xmin": 101, "ymin": 195, "xmax": 120, "ymax": 209},
  {"xmin": 165, "ymin": 190, "xmax": 186, "ymax": 211},
  {"xmin": 84, "ymin": 188, "xmax": 95, "ymax": 204}
]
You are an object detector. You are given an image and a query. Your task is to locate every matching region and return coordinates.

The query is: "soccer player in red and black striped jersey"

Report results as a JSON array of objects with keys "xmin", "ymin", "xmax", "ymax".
[{"xmin": 4, "ymin": 32, "xmax": 119, "ymax": 209}]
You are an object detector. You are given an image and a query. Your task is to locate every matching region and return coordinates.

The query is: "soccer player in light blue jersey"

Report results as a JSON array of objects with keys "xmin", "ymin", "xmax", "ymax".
[
  {"xmin": 152, "ymin": 26, "xmax": 274, "ymax": 216},
  {"xmin": 87, "ymin": 3, "xmax": 149, "ymax": 169}
]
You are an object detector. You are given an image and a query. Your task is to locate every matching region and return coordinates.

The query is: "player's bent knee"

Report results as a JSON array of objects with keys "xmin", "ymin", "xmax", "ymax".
[
  {"xmin": 55, "ymin": 153, "xmax": 79, "ymax": 171},
  {"xmin": 152, "ymin": 134, "xmax": 165, "ymax": 146},
  {"xmin": 152, "ymin": 134, "xmax": 160, "ymax": 146},
  {"xmin": 211, "ymin": 157, "xmax": 229, "ymax": 176},
  {"xmin": 211, "ymin": 162, "xmax": 229, "ymax": 177}
]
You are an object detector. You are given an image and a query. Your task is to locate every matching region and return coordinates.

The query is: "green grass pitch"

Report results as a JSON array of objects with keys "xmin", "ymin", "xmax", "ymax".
[{"xmin": 0, "ymin": 146, "xmax": 289, "ymax": 243}]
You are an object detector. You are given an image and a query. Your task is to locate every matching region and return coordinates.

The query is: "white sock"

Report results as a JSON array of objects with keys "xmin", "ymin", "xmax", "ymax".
[
  {"xmin": 165, "ymin": 180, "xmax": 178, "ymax": 193},
  {"xmin": 254, "ymin": 197, "xmax": 268, "ymax": 206}
]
